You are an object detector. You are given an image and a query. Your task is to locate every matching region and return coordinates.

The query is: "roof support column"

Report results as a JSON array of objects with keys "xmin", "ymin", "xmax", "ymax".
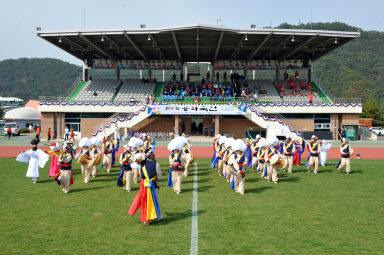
[
  {"xmin": 308, "ymin": 59, "xmax": 312, "ymax": 82},
  {"xmin": 116, "ymin": 67, "xmax": 120, "ymax": 80},
  {"xmin": 275, "ymin": 60, "xmax": 280, "ymax": 81},
  {"xmin": 82, "ymin": 61, "xmax": 88, "ymax": 81},
  {"xmin": 214, "ymin": 115, "xmax": 220, "ymax": 136},
  {"xmin": 148, "ymin": 66, "xmax": 152, "ymax": 80},
  {"xmin": 180, "ymin": 64, "xmax": 184, "ymax": 81}
]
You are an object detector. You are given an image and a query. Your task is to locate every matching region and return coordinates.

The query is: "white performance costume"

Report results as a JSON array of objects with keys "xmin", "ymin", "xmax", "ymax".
[
  {"xmin": 320, "ymin": 140, "xmax": 332, "ymax": 166},
  {"xmin": 17, "ymin": 149, "xmax": 49, "ymax": 182}
]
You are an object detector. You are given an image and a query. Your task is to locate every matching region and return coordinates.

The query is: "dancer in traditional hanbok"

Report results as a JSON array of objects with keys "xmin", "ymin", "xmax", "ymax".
[
  {"xmin": 320, "ymin": 140, "xmax": 332, "ymax": 166},
  {"xmin": 128, "ymin": 137, "xmax": 144, "ymax": 183},
  {"xmin": 46, "ymin": 142, "xmax": 61, "ymax": 177},
  {"xmin": 167, "ymin": 138, "xmax": 186, "ymax": 194},
  {"xmin": 128, "ymin": 152, "xmax": 162, "ymax": 225},
  {"xmin": 16, "ymin": 139, "xmax": 49, "ymax": 183}
]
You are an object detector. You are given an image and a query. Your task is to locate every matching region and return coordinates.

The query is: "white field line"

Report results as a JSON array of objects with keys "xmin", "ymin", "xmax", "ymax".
[{"xmin": 190, "ymin": 161, "xmax": 198, "ymax": 255}]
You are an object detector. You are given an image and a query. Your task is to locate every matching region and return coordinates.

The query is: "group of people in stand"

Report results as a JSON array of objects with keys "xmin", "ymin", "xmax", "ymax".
[{"xmin": 210, "ymin": 133, "xmax": 353, "ymax": 194}]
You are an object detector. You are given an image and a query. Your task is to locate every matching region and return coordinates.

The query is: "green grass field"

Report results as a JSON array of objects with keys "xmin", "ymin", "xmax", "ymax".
[{"xmin": 0, "ymin": 158, "xmax": 383, "ymax": 254}]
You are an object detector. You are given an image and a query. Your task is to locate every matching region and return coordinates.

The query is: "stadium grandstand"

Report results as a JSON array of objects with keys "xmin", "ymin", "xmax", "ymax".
[{"xmin": 36, "ymin": 24, "xmax": 363, "ymax": 141}]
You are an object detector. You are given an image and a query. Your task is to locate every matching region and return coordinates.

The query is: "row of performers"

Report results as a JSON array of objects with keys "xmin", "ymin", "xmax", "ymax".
[
  {"xmin": 16, "ymin": 135, "xmax": 155, "ymax": 193},
  {"xmin": 211, "ymin": 134, "xmax": 353, "ymax": 193}
]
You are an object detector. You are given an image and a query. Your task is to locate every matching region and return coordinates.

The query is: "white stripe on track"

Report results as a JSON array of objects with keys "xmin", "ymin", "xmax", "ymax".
[{"xmin": 190, "ymin": 161, "xmax": 198, "ymax": 255}]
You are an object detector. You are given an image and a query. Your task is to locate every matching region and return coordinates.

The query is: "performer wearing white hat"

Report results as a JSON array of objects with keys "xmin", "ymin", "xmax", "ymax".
[
  {"xmin": 90, "ymin": 137, "xmax": 101, "ymax": 177},
  {"xmin": 168, "ymin": 139, "xmax": 186, "ymax": 194},
  {"xmin": 223, "ymin": 138, "xmax": 235, "ymax": 182},
  {"xmin": 337, "ymin": 138, "xmax": 352, "ymax": 174},
  {"xmin": 120, "ymin": 145, "xmax": 133, "ymax": 191},
  {"xmin": 266, "ymin": 136, "xmax": 281, "ymax": 183},
  {"xmin": 57, "ymin": 142, "xmax": 74, "ymax": 193},
  {"xmin": 128, "ymin": 137, "xmax": 144, "ymax": 183},
  {"xmin": 77, "ymin": 137, "xmax": 92, "ymax": 183},
  {"xmin": 180, "ymin": 137, "xmax": 193, "ymax": 177},
  {"xmin": 320, "ymin": 140, "xmax": 332, "ymax": 167},
  {"xmin": 283, "ymin": 137, "xmax": 296, "ymax": 174},
  {"xmin": 16, "ymin": 139, "xmax": 49, "ymax": 184},
  {"xmin": 216, "ymin": 136, "xmax": 228, "ymax": 176},
  {"xmin": 307, "ymin": 135, "xmax": 320, "ymax": 174},
  {"xmin": 257, "ymin": 138, "xmax": 268, "ymax": 178},
  {"xmin": 228, "ymin": 139, "xmax": 248, "ymax": 194},
  {"xmin": 102, "ymin": 136, "xmax": 114, "ymax": 174},
  {"xmin": 251, "ymin": 135, "xmax": 261, "ymax": 171}
]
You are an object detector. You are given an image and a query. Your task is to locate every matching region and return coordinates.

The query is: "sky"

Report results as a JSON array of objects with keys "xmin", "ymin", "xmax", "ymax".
[{"xmin": 0, "ymin": 0, "xmax": 383, "ymax": 66}]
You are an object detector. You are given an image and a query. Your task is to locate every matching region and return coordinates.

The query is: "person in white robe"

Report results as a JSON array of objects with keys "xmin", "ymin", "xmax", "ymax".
[
  {"xmin": 320, "ymin": 140, "xmax": 332, "ymax": 166},
  {"xmin": 16, "ymin": 139, "xmax": 49, "ymax": 183}
]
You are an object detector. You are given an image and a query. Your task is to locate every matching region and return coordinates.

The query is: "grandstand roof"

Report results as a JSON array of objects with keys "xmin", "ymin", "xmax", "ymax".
[{"xmin": 37, "ymin": 24, "xmax": 360, "ymax": 63}]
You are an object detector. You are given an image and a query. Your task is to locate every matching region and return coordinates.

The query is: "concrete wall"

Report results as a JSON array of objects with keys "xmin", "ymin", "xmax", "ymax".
[
  {"xmin": 81, "ymin": 118, "xmax": 104, "ymax": 138},
  {"xmin": 288, "ymin": 119, "xmax": 315, "ymax": 132},
  {"xmin": 136, "ymin": 117, "xmax": 175, "ymax": 133},
  {"xmin": 341, "ymin": 114, "xmax": 360, "ymax": 125},
  {"xmin": 40, "ymin": 112, "xmax": 54, "ymax": 140},
  {"xmin": 220, "ymin": 118, "xmax": 264, "ymax": 138}
]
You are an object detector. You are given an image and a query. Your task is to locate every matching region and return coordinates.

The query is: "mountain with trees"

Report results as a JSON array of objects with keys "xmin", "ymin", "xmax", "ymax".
[
  {"xmin": 0, "ymin": 22, "xmax": 383, "ymax": 124},
  {"xmin": 0, "ymin": 58, "xmax": 81, "ymax": 102}
]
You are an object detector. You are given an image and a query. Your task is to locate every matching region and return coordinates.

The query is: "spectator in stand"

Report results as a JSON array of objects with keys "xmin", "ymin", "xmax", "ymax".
[
  {"xmin": 187, "ymin": 73, "xmax": 190, "ymax": 82},
  {"xmin": 210, "ymin": 126, "xmax": 214, "ymax": 137},
  {"xmin": 130, "ymin": 96, "xmax": 135, "ymax": 103},
  {"xmin": 7, "ymin": 126, "xmax": 12, "ymax": 139},
  {"xmin": 202, "ymin": 77, "xmax": 205, "ymax": 85},
  {"xmin": 253, "ymin": 93, "xmax": 258, "ymax": 101},
  {"xmin": 206, "ymin": 71, "xmax": 210, "ymax": 81},
  {"xmin": 295, "ymin": 71, "xmax": 299, "ymax": 79},
  {"xmin": 223, "ymin": 72, "xmax": 227, "ymax": 81},
  {"xmin": 172, "ymin": 72, "xmax": 176, "ymax": 81},
  {"xmin": 241, "ymin": 89, "xmax": 247, "ymax": 100},
  {"xmin": 300, "ymin": 81, "xmax": 305, "ymax": 90},
  {"xmin": 93, "ymin": 90, "xmax": 98, "ymax": 96},
  {"xmin": 47, "ymin": 128, "xmax": 51, "ymax": 141},
  {"xmin": 36, "ymin": 126, "xmax": 41, "ymax": 141},
  {"xmin": 284, "ymin": 71, "xmax": 288, "ymax": 80},
  {"xmin": 230, "ymin": 73, "xmax": 234, "ymax": 83},
  {"xmin": 69, "ymin": 128, "xmax": 76, "ymax": 141},
  {"xmin": 64, "ymin": 126, "xmax": 69, "ymax": 141},
  {"xmin": 308, "ymin": 93, "xmax": 313, "ymax": 104},
  {"xmin": 145, "ymin": 95, "xmax": 150, "ymax": 104},
  {"xmin": 216, "ymin": 72, "xmax": 219, "ymax": 81},
  {"xmin": 28, "ymin": 124, "xmax": 33, "ymax": 134}
]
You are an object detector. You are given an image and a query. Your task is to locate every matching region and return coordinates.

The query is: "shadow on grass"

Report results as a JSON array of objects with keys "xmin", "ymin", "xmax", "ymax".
[
  {"xmin": 182, "ymin": 185, "xmax": 214, "ymax": 193},
  {"xmin": 92, "ymin": 177, "xmax": 118, "ymax": 182},
  {"xmin": 183, "ymin": 178, "xmax": 209, "ymax": 184},
  {"xmin": 160, "ymin": 209, "xmax": 206, "ymax": 225},
  {"xmin": 280, "ymin": 176, "xmax": 301, "ymax": 182},
  {"xmin": 70, "ymin": 186, "xmax": 105, "ymax": 193},
  {"xmin": 246, "ymin": 186, "xmax": 274, "ymax": 194},
  {"xmin": 350, "ymin": 170, "xmax": 363, "ymax": 174},
  {"xmin": 37, "ymin": 179, "xmax": 55, "ymax": 183}
]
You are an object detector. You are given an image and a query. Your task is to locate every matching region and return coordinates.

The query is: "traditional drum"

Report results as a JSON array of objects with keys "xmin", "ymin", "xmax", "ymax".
[
  {"xmin": 89, "ymin": 154, "xmax": 102, "ymax": 168},
  {"xmin": 270, "ymin": 154, "xmax": 288, "ymax": 170},
  {"xmin": 78, "ymin": 154, "xmax": 91, "ymax": 166}
]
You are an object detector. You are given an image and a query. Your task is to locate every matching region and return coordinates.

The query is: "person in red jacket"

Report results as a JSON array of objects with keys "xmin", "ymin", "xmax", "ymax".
[{"xmin": 7, "ymin": 127, "xmax": 12, "ymax": 139}]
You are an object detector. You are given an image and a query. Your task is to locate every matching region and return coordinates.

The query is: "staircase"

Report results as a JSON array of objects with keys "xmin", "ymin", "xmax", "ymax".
[
  {"xmin": 242, "ymin": 104, "xmax": 303, "ymax": 139},
  {"xmin": 91, "ymin": 105, "xmax": 151, "ymax": 140}
]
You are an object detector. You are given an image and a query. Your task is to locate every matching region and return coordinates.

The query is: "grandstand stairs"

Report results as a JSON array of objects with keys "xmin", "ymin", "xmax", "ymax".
[
  {"xmin": 242, "ymin": 106, "xmax": 302, "ymax": 139},
  {"xmin": 91, "ymin": 105, "xmax": 151, "ymax": 140}
]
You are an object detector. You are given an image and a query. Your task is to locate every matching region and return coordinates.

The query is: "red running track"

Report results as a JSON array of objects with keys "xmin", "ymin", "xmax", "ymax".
[{"xmin": 2, "ymin": 146, "xmax": 384, "ymax": 159}]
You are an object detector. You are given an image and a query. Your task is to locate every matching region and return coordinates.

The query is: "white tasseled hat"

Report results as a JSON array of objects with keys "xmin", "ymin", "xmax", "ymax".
[
  {"xmin": 123, "ymin": 145, "xmax": 129, "ymax": 151},
  {"xmin": 168, "ymin": 139, "xmax": 184, "ymax": 152},
  {"xmin": 218, "ymin": 136, "xmax": 227, "ymax": 145},
  {"xmin": 232, "ymin": 139, "xmax": 247, "ymax": 153},
  {"xmin": 224, "ymin": 137, "xmax": 235, "ymax": 148},
  {"xmin": 257, "ymin": 138, "xmax": 266, "ymax": 148},
  {"xmin": 215, "ymin": 134, "xmax": 221, "ymax": 139},
  {"xmin": 256, "ymin": 134, "xmax": 261, "ymax": 139},
  {"xmin": 79, "ymin": 137, "xmax": 91, "ymax": 148},
  {"xmin": 90, "ymin": 137, "xmax": 101, "ymax": 146},
  {"xmin": 128, "ymin": 137, "xmax": 143, "ymax": 148}
]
